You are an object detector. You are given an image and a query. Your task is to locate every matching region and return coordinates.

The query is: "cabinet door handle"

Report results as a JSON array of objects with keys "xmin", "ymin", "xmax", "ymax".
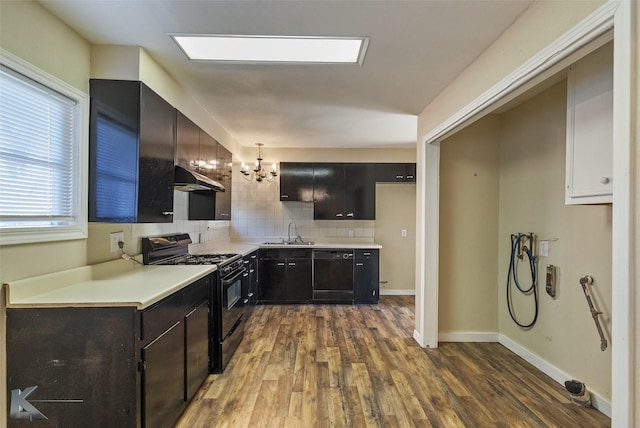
[
  {"xmin": 244, "ymin": 260, "xmax": 250, "ymax": 264},
  {"xmin": 363, "ymin": 252, "xmax": 371, "ymax": 256},
  {"xmin": 282, "ymin": 195, "xmax": 289, "ymax": 199},
  {"xmin": 251, "ymin": 255, "xmax": 257, "ymax": 259},
  {"xmin": 162, "ymin": 211, "xmax": 173, "ymax": 216},
  {"xmin": 396, "ymin": 175, "xmax": 404, "ymax": 179},
  {"xmin": 250, "ymin": 269, "xmax": 255, "ymax": 273},
  {"xmin": 288, "ymin": 262, "xmax": 296, "ymax": 266},
  {"xmin": 346, "ymin": 212, "xmax": 354, "ymax": 217},
  {"xmin": 244, "ymin": 299, "xmax": 249, "ymax": 304},
  {"xmin": 600, "ymin": 177, "xmax": 611, "ymax": 184},
  {"xmin": 277, "ymin": 262, "xmax": 286, "ymax": 266},
  {"xmin": 243, "ymin": 273, "xmax": 249, "ymax": 277},
  {"xmin": 407, "ymin": 175, "xmax": 414, "ymax": 179},
  {"xmin": 336, "ymin": 213, "xmax": 344, "ymax": 217},
  {"xmin": 356, "ymin": 263, "xmax": 364, "ymax": 266},
  {"xmin": 248, "ymin": 293, "xmax": 254, "ymax": 297}
]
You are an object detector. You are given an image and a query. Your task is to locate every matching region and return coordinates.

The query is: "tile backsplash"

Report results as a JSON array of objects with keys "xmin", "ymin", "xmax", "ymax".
[
  {"xmin": 126, "ymin": 162, "xmax": 375, "ymax": 249},
  {"xmin": 230, "ymin": 164, "xmax": 375, "ymax": 243}
]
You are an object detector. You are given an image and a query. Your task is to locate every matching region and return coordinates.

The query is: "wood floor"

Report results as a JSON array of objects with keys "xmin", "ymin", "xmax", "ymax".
[{"xmin": 176, "ymin": 296, "xmax": 610, "ymax": 427}]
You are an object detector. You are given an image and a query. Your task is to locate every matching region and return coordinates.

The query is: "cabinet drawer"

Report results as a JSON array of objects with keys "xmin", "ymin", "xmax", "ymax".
[
  {"xmin": 355, "ymin": 249, "xmax": 379, "ymax": 259},
  {"xmin": 141, "ymin": 291, "xmax": 184, "ymax": 344}
]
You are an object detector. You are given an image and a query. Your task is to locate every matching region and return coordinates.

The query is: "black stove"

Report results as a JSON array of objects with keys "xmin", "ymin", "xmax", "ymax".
[
  {"xmin": 140, "ymin": 233, "xmax": 247, "ymax": 374},
  {"xmin": 141, "ymin": 233, "xmax": 241, "ymax": 267}
]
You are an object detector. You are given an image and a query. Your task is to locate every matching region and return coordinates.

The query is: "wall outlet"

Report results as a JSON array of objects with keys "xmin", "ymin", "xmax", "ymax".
[
  {"xmin": 348, "ymin": 229, "xmax": 354, "ymax": 238},
  {"xmin": 110, "ymin": 231, "xmax": 124, "ymax": 252}
]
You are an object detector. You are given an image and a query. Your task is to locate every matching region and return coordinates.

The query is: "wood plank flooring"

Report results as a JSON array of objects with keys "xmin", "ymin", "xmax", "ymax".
[{"xmin": 176, "ymin": 296, "xmax": 610, "ymax": 427}]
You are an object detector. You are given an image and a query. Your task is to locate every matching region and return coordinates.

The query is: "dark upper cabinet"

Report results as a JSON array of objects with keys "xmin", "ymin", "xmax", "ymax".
[
  {"xmin": 176, "ymin": 111, "xmax": 233, "ymax": 221},
  {"xmin": 345, "ymin": 163, "xmax": 376, "ymax": 220},
  {"xmin": 313, "ymin": 163, "xmax": 375, "ymax": 220},
  {"xmin": 175, "ymin": 111, "xmax": 199, "ymax": 171},
  {"xmin": 313, "ymin": 163, "xmax": 345, "ymax": 219},
  {"xmin": 279, "ymin": 162, "xmax": 315, "ymax": 202},
  {"xmin": 375, "ymin": 163, "xmax": 416, "ymax": 182},
  {"xmin": 215, "ymin": 143, "xmax": 232, "ymax": 220},
  {"xmin": 89, "ymin": 79, "xmax": 175, "ymax": 223}
]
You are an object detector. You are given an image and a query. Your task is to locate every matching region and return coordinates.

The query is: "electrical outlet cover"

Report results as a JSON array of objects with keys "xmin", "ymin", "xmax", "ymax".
[
  {"xmin": 110, "ymin": 231, "xmax": 124, "ymax": 252},
  {"xmin": 539, "ymin": 240, "xmax": 549, "ymax": 257}
]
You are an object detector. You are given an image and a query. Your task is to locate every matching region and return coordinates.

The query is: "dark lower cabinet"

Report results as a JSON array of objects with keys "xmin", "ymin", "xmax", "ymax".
[
  {"xmin": 184, "ymin": 301, "xmax": 209, "ymax": 401},
  {"xmin": 259, "ymin": 249, "xmax": 312, "ymax": 303},
  {"xmin": 354, "ymin": 249, "xmax": 380, "ymax": 304},
  {"xmin": 257, "ymin": 247, "xmax": 379, "ymax": 305},
  {"xmin": 142, "ymin": 321, "xmax": 184, "ymax": 428},
  {"xmin": 6, "ymin": 278, "xmax": 210, "ymax": 428}
]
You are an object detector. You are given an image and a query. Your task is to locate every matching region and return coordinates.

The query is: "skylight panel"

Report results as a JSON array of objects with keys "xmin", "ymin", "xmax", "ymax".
[{"xmin": 171, "ymin": 35, "xmax": 368, "ymax": 64}]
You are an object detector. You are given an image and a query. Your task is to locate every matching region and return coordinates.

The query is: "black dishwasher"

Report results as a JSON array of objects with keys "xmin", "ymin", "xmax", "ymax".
[{"xmin": 313, "ymin": 249, "xmax": 354, "ymax": 303}]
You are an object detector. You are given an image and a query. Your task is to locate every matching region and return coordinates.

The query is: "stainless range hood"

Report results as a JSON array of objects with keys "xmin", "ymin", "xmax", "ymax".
[{"xmin": 174, "ymin": 165, "xmax": 225, "ymax": 192}]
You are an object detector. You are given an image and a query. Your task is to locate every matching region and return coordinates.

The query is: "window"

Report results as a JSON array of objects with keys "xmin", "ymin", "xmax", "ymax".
[{"xmin": 0, "ymin": 51, "xmax": 88, "ymax": 245}]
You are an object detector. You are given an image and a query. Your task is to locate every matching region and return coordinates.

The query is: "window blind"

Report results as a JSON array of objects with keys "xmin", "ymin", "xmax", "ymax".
[{"xmin": 0, "ymin": 64, "xmax": 78, "ymax": 228}]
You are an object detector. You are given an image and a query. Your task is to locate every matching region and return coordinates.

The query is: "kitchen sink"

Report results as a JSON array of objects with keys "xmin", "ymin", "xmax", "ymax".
[{"xmin": 262, "ymin": 241, "xmax": 315, "ymax": 246}]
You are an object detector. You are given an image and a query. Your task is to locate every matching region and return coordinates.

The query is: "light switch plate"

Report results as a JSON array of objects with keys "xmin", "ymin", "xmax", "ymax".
[{"xmin": 401, "ymin": 229, "xmax": 407, "ymax": 237}]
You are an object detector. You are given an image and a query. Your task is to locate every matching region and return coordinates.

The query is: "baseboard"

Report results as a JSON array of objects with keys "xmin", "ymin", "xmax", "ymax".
[
  {"xmin": 438, "ymin": 332, "xmax": 499, "ymax": 343},
  {"xmin": 380, "ymin": 288, "xmax": 415, "ymax": 296},
  {"xmin": 498, "ymin": 334, "xmax": 611, "ymax": 418},
  {"xmin": 413, "ymin": 329, "xmax": 425, "ymax": 347}
]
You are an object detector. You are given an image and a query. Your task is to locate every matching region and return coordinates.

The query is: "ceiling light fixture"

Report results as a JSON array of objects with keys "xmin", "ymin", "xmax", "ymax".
[
  {"xmin": 171, "ymin": 34, "xmax": 369, "ymax": 64},
  {"xmin": 241, "ymin": 143, "xmax": 277, "ymax": 183}
]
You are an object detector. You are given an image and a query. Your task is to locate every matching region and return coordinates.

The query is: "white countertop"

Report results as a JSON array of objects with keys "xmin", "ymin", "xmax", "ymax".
[
  {"xmin": 4, "ymin": 259, "xmax": 216, "ymax": 310},
  {"xmin": 4, "ymin": 240, "xmax": 381, "ymax": 310}
]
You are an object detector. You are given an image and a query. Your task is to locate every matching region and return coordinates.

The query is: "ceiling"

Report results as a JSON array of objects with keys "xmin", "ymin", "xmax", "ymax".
[{"xmin": 40, "ymin": 0, "xmax": 532, "ymax": 149}]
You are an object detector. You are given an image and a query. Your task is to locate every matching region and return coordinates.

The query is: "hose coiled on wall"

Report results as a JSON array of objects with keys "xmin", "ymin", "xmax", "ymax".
[{"xmin": 507, "ymin": 233, "xmax": 538, "ymax": 328}]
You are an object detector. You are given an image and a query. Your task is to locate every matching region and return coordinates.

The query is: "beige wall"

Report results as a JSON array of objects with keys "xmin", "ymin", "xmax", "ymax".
[
  {"xmin": 498, "ymin": 81, "xmax": 612, "ymax": 401},
  {"xmin": 417, "ymin": 1, "xmax": 605, "ymax": 137},
  {"xmin": 438, "ymin": 116, "xmax": 501, "ymax": 333},
  {"xmin": 375, "ymin": 183, "xmax": 416, "ymax": 293},
  {"xmin": 436, "ymin": 79, "xmax": 612, "ymax": 401}
]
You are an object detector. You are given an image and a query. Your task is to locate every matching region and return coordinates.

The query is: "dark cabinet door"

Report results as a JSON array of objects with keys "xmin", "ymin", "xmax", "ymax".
[
  {"xmin": 286, "ymin": 259, "xmax": 313, "ymax": 302},
  {"xmin": 138, "ymin": 84, "xmax": 176, "ymax": 223},
  {"xmin": 259, "ymin": 259, "xmax": 287, "ymax": 302},
  {"xmin": 199, "ymin": 131, "xmax": 218, "ymax": 180},
  {"xmin": 89, "ymin": 80, "xmax": 175, "ymax": 223},
  {"xmin": 215, "ymin": 143, "xmax": 232, "ymax": 220},
  {"xmin": 345, "ymin": 164, "xmax": 375, "ymax": 220},
  {"xmin": 313, "ymin": 163, "xmax": 345, "ymax": 219},
  {"xmin": 354, "ymin": 250, "xmax": 380, "ymax": 304},
  {"xmin": 184, "ymin": 301, "xmax": 209, "ymax": 401},
  {"xmin": 142, "ymin": 321, "xmax": 184, "ymax": 428},
  {"xmin": 280, "ymin": 162, "xmax": 314, "ymax": 202},
  {"xmin": 375, "ymin": 163, "xmax": 416, "ymax": 182},
  {"xmin": 176, "ymin": 111, "xmax": 200, "ymax": 170}
]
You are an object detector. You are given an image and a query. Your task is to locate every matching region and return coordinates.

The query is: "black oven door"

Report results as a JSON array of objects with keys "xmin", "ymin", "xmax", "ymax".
[{"xmin": 219, "ymin": 267, "xmax": 246, "ymax": 369}]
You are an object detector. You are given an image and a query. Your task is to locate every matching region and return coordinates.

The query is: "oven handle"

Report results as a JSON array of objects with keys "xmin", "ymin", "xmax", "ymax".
[{"xmin": 221, "ymin": 268, "xmax": 246, "ymax": 286}]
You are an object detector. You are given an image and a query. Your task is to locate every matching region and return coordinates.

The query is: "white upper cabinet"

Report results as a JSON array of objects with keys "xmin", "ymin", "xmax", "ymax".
[{"xmin": 565, "ymin": 42, "xmax": 613, "ymax": 205}]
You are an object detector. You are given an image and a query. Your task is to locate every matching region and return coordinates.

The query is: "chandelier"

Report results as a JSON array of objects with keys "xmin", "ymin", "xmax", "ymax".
[{"xmin": 241, "ymin": 143, "xmax": 278, "ymax": 183}]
